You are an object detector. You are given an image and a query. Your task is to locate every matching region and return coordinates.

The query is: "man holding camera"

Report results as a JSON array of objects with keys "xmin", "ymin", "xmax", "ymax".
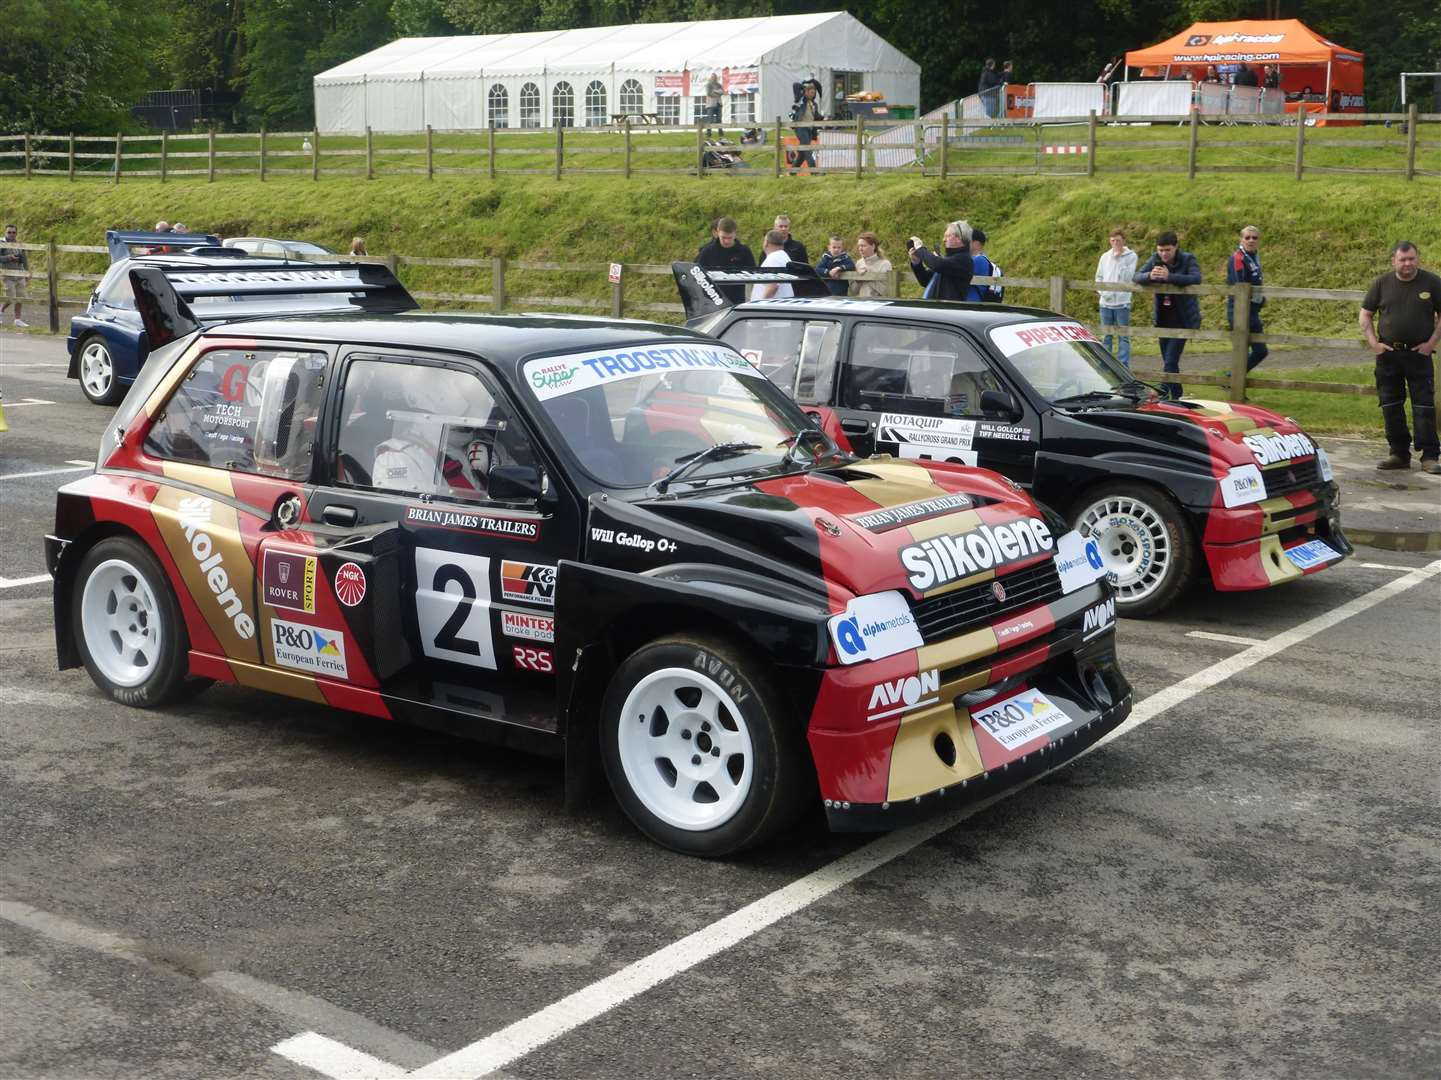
[
  {"xmin": 909, "ymin": 221, "xmax": 974, "ymax": 301},
  {"xmin": 790, "ymin": 78, "xmax": 823, "ymax": 171}
]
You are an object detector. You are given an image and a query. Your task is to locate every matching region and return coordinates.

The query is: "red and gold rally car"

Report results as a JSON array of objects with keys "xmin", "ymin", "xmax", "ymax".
[{"xmin": 47, "ymin": 270, "xmax": 1131, "ymax": 855}]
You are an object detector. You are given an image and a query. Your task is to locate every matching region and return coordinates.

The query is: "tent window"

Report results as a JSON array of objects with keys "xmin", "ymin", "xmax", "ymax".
[
  {"xmin": 619, "ymin": 79, "xmax": 644, "ymax": 115},
  {"xmin": 584, "ymin": 80, "xmax": 607, "ymax": 126},
  {"xmin": 729, "ymin": 93, "xmax": 755, "ymax": 124},
  {"xmin": 655, "ymin": 96, "xmax": 679, "ymax": 125},
  {"xmin": 552, "ymin": 81, "xmax": 574, "ymax": 128},
  {"xmin": 488, "ymin": 84, "xmax": 509, "ymax": 129},
  {"xmin": 520, "ymin": 83, "xmax": 541, "ymax": 129}
]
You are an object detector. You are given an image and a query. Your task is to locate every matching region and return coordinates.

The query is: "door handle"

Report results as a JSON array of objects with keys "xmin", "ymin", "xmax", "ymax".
[
  {"xmin": 840, "ymin": 418, "xmax": 872, "ymax": 434},
  {"xmin": 321, "ymin": 504, "xmax": 358, "ymax": 527}
]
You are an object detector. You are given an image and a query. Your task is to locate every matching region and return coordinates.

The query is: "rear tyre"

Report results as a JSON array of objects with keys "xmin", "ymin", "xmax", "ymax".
[
  {"xmin": 73, "ymin": 537, "xmax": 194, "ymax": 707},
  {"xmin": 1072, "ymin": 482, "xmax": 1195, "ymax": 618},
  {"xmin": 77, "ymin": 335, "xmax": 124, "ymax": 406},
  {"xmin": 601, "ymin": 635, "xmax": 809, "ymax": 856}
]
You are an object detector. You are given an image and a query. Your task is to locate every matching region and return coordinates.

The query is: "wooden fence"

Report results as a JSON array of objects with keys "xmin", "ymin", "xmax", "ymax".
[
  {"xmin": 9, "ymin": 242, "xmax": 1436, "ymax": 411},
  {"xmin": 0, "ymin": 109, "xmax": 1437, "ymax": 182}
]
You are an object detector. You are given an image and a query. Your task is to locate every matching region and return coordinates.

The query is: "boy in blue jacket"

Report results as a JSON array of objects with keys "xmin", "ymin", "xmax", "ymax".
[
  {"xmin": 1134, "ymin": 231, "xmax": 1202, "ymax": 399},
  {"xmin": 816, "ymin": 236, "xmax": 857, "ymax": 296}
]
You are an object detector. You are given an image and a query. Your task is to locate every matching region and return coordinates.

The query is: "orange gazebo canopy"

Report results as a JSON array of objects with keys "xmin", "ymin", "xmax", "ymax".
[{"xmin": 1124, "ymin": 18, "xmax": 1363, "ymax": 68}]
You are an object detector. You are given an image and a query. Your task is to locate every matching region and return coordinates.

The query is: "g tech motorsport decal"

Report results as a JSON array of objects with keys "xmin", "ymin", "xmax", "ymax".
[
  {"xmin": 970, "ymin": 687, "xmax": 1072, "ymax": 752},
  {"xmin": 523, "ymin": 344, "xmax": 763, "ymax": 402},
  {"xmin": 500, "ymin": 561, "xmax": 556, "ymax": 607},
  {"xmin": 270, "ymin": 618, "xmax": 348, "ymax": 678},
  {"xmin": 151, "ymin": 490, "xmax": 258, "ymax": 657},
  {"xmin": 828, "ymin": 591, "xmax": 923, "ymax": 666},
  {"xmin": 877, "ymin": 414, "xmax": 975, "ymax": 457},
  {"xmin": 334, "ymin": 562, "xmax": 367, "ymax": 607},
  {"xmin": 1243, "ymin": 430, "xmax": 1316, "ymax": 466},
  {"xmin": 262, "ymin": 550, "xmax": 316, "ymax": 613},
  {"xmin": 988, "ymin": 320, "xmax": 1099, "ymax": 358},
  {"xmin": 404, "ymin": 505, "xmax": 540, "ymax": 541},
  {"xmin": 866, "ymin": 669, "xmax": 940, "ymax": 723},
  {"xmin": 900, "ymin": 518, "xmax": 1055, "ymax": 592},
  {"xmin": 501, "ymin": 610, "xmax": 555, "ymax": 643},
  {"xmin": 848, "ymin": 492, "xmax": 974, "ymax": 533}
]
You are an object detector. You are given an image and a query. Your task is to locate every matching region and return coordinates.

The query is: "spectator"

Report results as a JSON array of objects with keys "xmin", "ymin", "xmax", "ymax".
[
  {"xmin": 1233, "ymin": 65, "xmax": 1259, "ymax": 88},
  {"xmin": 1204, "ymin": 65, "xmax": 1221, "ymax": 84},
  {"xmin": 815, "ymin": 235, "xmax": 856, "ymax": 297},
  {"xmin": 1001, "ymin": 60, "xmax": 1015, "ymax": 85},
  {"xmin": 852, "ymin": 232, "xmax": 892, "ymax": 298},
  {"xmin": 1226, "ymin": 225, "xmax": 1269, "ymax": 371},
  {"xmin": 1133, "ymin": 230, "xmax": 1202, "ymax": 399},
  {"xmin": 978, "ymin": 58, "xmax": 1002, "ymax": 119},
  {"xmin": 772, "ymin": 215, "xmax": 808, "ymax": 264},
  {"xmin": 173, "ymin": 223, "xmax": 190, "ymax": 234},
  {"xmin": 1095, "ymin": 227, "xmax": 1138, "ymax": 367},
  {"xmin": 966, "ymin": 228, "xmax": 1001, "ymax": 302},
  {"xmin": 1263, "ymin": 65, "xmax": 1281, "ymax": 90},
  {"xmin": 349, "ymin": 236, "xmax": 368, "ymax": 256},
  {"xmin": 1, "ymin": 222, "xmax": 29, "ymax": 328},
  {"xmin": 751, "ymin": 230, "xmax": 793, "ymax": 301},
  {"xmin": 909, "ymin": 220, "xmax": 974, "ymax": 301},
  {"xmin": 154, "ymin": 220, "xmax": 173, "ymax": 233},
  {"xmin": 790, "ymin": 79, "xmax": 823, "ymax": 171},
  {"xmin": 705, "ymin": 72, "xmax": 723, "ymax": 130},
  {"xmin": 696, "ymin": 216, "xmax": 756, "ymax": 304},
  {"xmin": 1360, "ymin": 241, "xmax": 1441, "ymax": 472}
]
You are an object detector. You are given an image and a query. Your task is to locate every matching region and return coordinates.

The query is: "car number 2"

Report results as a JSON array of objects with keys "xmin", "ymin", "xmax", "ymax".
[{"xmin": 414, "ymin": 548, "xmax": 496, "ymax": 669}]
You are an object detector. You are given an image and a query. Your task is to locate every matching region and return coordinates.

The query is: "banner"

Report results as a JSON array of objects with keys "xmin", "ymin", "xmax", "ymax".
[{"xmin": 723, "ymin": 67, "xmax": 760, "ymax": 94}]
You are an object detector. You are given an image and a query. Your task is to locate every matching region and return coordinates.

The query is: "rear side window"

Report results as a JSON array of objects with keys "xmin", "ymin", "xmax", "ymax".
[
  {"xmin": 719, "ymin": 317, "xmax": 840, "ymax": 404},
  {"xmin": 842, "ymin": 323, "xmax": 1001, "ymax": 416},
  {"xmin": 143, "ymin": 347, "xmax": 327, "ymax": 479},
  {"xmin": 97, "ymin": 265, "xmax": 136, "ymax": 309}
]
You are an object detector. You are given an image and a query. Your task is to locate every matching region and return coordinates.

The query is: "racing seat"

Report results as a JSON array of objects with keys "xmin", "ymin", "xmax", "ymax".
[{"xmin": 549, "ymin": 394, "xmax": 626, "ymax": 484}]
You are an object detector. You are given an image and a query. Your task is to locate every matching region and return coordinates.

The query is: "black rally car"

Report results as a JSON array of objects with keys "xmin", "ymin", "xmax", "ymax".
[
  {"xmin": 46, "ymin": 268, "xmax": 1130, "ymax": 856},
  {"xmin": 675, "ymin": 266, "xmax": 1350, "ymax": 617}
]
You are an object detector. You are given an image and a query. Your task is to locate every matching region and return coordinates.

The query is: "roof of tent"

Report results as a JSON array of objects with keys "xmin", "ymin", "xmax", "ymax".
[
  {"xmin": 315, "ymin": 11, "xmax": 919, "ymax": 86},
  {"xmin": 1125, "ymin": 19, "xmax": 1363, "ymax": 68}
]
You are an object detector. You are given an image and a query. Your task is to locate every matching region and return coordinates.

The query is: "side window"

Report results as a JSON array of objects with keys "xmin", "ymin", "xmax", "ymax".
[
  {"xmin": 143, "ymin": 348, "xmax": 327, "ymax": 478},
  {"xmin": 842, "ymin": 323, "xmax": 1001, "ymax": 416},
  {"xmin": 334, "ymin": 359, "xmax": 536, "ymax": 504},
  {"xmin": 98, "ymin": 266, "xmax": 135, "ymax": 309},
  {"xmin": 717, "ymin": 318, "xmax": 839, "ymax": 403}
]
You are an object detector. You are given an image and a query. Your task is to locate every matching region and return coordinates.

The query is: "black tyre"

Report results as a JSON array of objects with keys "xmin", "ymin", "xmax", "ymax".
[
  {"xmin": 72, "ymin": 537, "xmax": 198, "ymax": 707},
  {"xmin": 76, "ymin": 335, "xmax": 125, "ymax": 406},
  {"xmin": 601, "ymin": 634, "xmax": 810, "ymax": 856},
  {"xmin": 1071, "ymin": 481, "xmax": 1196, "ymax": 618}
]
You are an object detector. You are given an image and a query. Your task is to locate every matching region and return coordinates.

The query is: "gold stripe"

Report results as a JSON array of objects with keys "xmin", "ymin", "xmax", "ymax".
[
  {"xmin": 916, "ymin": 624, "xmax": 999, "ymax": 673},
  {"xmin": 845, "ymin": 460, "xmax": 949, "ymax": 509},
  {"xmin": 885, "ymin": 696, "xmax": 987, "ymax": 801},
  {"xmin": 1257, "ymin": 533, "xmax": 1304, "ymax": 585},
  {"xmin": 160, "ymin": 460, "xmax": 236, "ymax": 497},
  {"xmin": 227, "ymin": 658, "xmax": 328, "ymax": 703},
  {"xmin": 904, "ymin": 506, "xmax": 983, "ymax": 542}
]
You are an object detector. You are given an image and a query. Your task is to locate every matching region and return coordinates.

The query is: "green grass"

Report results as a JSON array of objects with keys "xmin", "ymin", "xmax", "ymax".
[{"xmin": 1172, "ymin": 363, "xmax": 1379, "ymax": 434}]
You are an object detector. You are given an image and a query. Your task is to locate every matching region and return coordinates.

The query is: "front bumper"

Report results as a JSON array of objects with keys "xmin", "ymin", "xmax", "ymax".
[{"xmin": 1201, "ymin": 482, "xmax": 1351, "ymax": 591}]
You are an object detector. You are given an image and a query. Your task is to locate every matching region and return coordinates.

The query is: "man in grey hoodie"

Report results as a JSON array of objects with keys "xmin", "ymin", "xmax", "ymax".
[{"xmin": 1095, "ymin": 227, "xmax": 1137, "ymax": 366}]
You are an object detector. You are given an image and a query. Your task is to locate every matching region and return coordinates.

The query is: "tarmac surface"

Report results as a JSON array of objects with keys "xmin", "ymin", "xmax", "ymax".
[{"xmin": 2, "ymin": 329, "xmax": 1438, "ymax": 1080}]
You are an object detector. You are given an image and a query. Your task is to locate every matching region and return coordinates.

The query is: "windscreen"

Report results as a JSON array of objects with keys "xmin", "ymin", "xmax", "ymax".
[
  {"xmin": 988, "ymin": 321, "xmax": 1131, "ymax": 403},
  {"xmin": 522, "ymin": 343, "xmax": 818, "ymax": 488}
]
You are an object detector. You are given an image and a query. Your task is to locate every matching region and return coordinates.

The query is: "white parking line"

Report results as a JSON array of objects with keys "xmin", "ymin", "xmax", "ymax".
[
  {"xmin": 1186, "ymin": 630, "xmax": 1266, "ymax": 647},
  {"xmin": 0, "ymin": 460, "xmax": 92, "ymax": 480},
  {"xmin": 1359, "ymin": 562, "xmax": 1420, "ymax": 572},
  {"xmin": 1, "ymin": 396, "xmax": 57, "ymax": 406},
  {"xmin": 275, "ymin": 558, "xmax": 1441, "ymax": 1080},
  {"xmin": 0, "ymin": 574, "xmax": 51, "ymax": 588}
]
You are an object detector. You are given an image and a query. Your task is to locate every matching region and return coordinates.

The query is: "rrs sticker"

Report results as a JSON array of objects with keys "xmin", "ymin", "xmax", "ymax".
[{"xmin": 512, "ymin": 646, "xmax": 554, "ymax": 673}]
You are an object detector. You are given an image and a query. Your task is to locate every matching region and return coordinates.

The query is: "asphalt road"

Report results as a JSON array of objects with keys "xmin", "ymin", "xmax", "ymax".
[{"xmin": 2, "ymin": 329, "xmax": 1438, "ymax": 1080}]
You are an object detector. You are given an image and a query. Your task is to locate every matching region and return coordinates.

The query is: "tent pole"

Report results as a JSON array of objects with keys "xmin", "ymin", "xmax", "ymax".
[{"xmin": 1322, "ymin": 59, "xmax": 1333, "ymax": 125}]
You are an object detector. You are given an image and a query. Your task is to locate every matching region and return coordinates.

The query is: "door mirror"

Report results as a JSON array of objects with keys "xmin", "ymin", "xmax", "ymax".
[
  {"xmin": 979, "ymin": 388, "xmax": 1020, "ymax": 419},
  {"xmin": 488, "ymin": 464, "xmax": 547, "ymax": 502}
]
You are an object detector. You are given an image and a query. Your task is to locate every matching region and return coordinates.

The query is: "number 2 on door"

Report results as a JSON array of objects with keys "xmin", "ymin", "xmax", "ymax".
[{"xmin": 414, "ymin": 548, "xmax": 496, "ymax": 669}]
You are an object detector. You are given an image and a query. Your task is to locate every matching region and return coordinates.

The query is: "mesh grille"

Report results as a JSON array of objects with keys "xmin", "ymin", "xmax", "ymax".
[
  {"xmin": 1261, "ymin": 458, "xmax": 1320, "ymax": 498},
  {"xmin": 911, "ymin": 560, "xmax": 1063, "ymax": 644}
]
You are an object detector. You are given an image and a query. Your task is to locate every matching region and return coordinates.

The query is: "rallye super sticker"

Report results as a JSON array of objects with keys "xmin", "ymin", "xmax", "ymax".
[
  {"xmin": 523, "ymin": 344, "xmax": 764, "ymax": 402},
  {"xmin": 899, "ymin": 517, "xmax": 1055, "ymax": 592}
]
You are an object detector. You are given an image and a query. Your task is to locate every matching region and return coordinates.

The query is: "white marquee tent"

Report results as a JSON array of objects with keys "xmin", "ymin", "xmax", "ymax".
[{"xmin": 314, "ymin": 12, "xmax": 920, "ymax": 133}]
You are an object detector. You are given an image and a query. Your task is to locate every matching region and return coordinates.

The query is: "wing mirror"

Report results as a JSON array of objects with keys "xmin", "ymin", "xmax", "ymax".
[
  {"xmin": 489, "ymin": 464, "xmax": 551, "ymax": 504},
  {"xmin": 979, "ymin": 389, "xmax": 1021, "ymax": 420}
]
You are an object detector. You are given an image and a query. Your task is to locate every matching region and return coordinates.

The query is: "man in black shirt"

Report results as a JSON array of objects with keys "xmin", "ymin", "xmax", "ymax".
[
  {"xmin": 1361, "ymin": 240, "xmax": 1441, "ymax": 472},
  {"xmin": 695, "ymin": 217, "xmax": 756, "ymax": 305},
  {"xmin": 772, "ymin": 214, "xmax": 808, "ymax": 264}
]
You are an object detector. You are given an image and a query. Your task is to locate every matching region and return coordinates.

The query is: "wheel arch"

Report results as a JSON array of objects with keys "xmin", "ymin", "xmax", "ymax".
[{"xmin": 52, "ymin": 521, "xmax": 152, "ymax": 670}]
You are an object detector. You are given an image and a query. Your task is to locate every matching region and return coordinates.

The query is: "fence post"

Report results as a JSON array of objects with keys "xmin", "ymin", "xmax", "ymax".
[
  {"xmin": 23, "ymin": 133, "xmax": 30, "ymax": 179},
  {"xmin": 1086, "ymin": 110, "xmax": 1097, "ymax": 177},
  {"xmin": 774, "ymin": 116, "xmax": 783, "ymax": 176},
  {"xmin": 914, "ymin": 120, "xmax": 924, "ymax": 176},
  {"xmin": 46, "ymin": 241, "xmax": 59, "ymax": 334},
  {"xmin": 623, "ymin": 116, "xmax": 632, "ymax": 179},
  {"xmin": 207, "ymin": 128, "xmax": 215, "ymax": 182},
  {"xmin": 1228, "ymin": 282, "xmax": 1252, "ymax": 401},
  {"xmin": 365, "ymin": 126, "xmax": 374, "ymax": 180},
  {"xmin": 491, "ymin": 256, "xmax": 506, "ymax": 312},
  {"xmin": 68, "ymin": 133, "xmax": 75, "ymax": 181},
  {"xmin": 611, "ymin": 272, "xmax": 624, "ymax": 318},
  {"xmin": 696, "ymin": 121, "xmax": 705, "ymax": 177},
  {"xmin": 1186, "ymin": 110, "xmax": 1198, "ymax": 180},
  {"xmin": 1049, "ymin": 274, "xmax": 1065, "ymax": 314},
  {"xmin": 160, "ymin": 130, "xmax": 168, "ymax": 182},
  {"xmin": 312, "ymin": 129, "xmax": 319, "ymax": 181},
  {"xmin": 554, "ymin": 123, "xmax": 563, "ymax": 180},
  {"xmin": 1293, "ymin": 112, "xmax": 1305, "ymax": 180},
  {"xmin": 940, "ymin": 114, "xmax": 949, "ymax": 180},
  {"xmin": 384, "ymin": 254, "xmax": 399, "ymax": 284},
  {"xmin": 1405, "ymin": 104, "xmax": 1418, "ymax": 180},
  {"xmin": 887, "ymin": 266, "xmax": 900, "ymax": 298},
  {"xmin": 854, "ymin": 114, "xmax": 864, "ymax": 179},
  {"xmin": 259, "ymin": 127, "xmax": 267, "ymax": 181},
  {"xmin": 487, "ymin": 125, "xmax": 496, "ymax": 179},
  {"xmin": 113, "ymin": 132, "xmax": 122, "ymax": 184}
]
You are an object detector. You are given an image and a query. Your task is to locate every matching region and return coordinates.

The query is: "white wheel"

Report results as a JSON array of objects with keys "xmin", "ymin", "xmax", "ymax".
[
  {"xmin": 79, "ymin": 558, "xmax": 164, "ymax": 687},
  {"xmin": 1073, "ymin": 482, "xmax": 1194, "ymax": 617},
  {"xmin": 616, "ymin": 667, "xmax": 754, "ymax": 831},
  {"xmin": 78, "ymin": 337, "xmax": 122, "ymax": 405}
]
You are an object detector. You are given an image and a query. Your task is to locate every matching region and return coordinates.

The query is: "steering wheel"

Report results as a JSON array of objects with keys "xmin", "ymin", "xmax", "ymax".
[{"xmin": 1050, "ymin": 377, "xmax": 1088, "ymax": 402}]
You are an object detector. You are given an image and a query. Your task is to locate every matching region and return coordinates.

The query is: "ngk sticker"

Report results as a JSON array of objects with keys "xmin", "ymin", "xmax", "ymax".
[{"xmin": 334, "ymin": 562, "xmax": 367, "ymax": 607}]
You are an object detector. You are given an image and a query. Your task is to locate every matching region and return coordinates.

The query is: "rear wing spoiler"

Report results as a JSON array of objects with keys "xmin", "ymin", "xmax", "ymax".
[
  {"xmin": 128, "ymin": 262, "xmax": 419, "ymax": 348},
  {"xmin": 671, "ymin": 260, "xmax": 832, "ymax": 321},
  {"xmin": 106, "ymin": 230, "xmax": 223, "ymax": 262}
]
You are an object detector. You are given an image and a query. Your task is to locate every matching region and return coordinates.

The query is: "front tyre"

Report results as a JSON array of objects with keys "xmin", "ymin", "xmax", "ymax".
[
  {"xmin": 601, "ymin": 635, "xmax": 809, "ymax": 856},
  {"xmin": 73, "ymin": 537, "xmax": 195, "ymax": 707},
  {"xmin": 1072, "ymin": 482, "xmax": 1195, "ymax": 617},
  {"xmin": 77, "ymin": 335, "xmax": 124, "ymax": 406}
]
